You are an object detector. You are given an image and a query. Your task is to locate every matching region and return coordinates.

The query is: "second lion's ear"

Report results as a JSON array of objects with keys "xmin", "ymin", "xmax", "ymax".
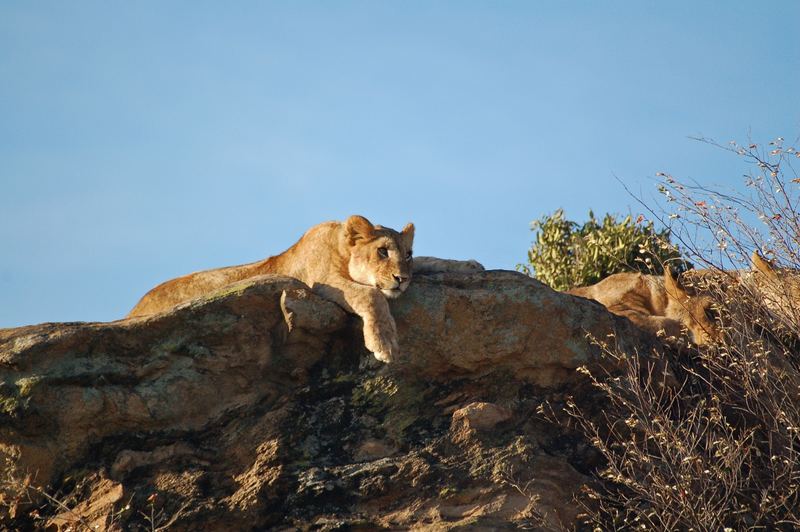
[
  {"xmin": 401, "ymin": 223, "xmax": 415, "ymax": 248},
  {"xmin": 664, "ymin": 268, "xmax": 688, "ymax": 301},
  {"xmin": 345, "ymin": 215, "xmax": 374, "ymax": 245},
  {"xmin": 752, "ymin": 251, "xmax": 778, "ymax": 280}
]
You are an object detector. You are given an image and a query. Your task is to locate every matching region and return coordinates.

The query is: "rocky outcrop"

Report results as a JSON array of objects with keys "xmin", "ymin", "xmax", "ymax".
[{"xmin": 0, "ymin": 270, "xmax": 659, "ymax": 530}]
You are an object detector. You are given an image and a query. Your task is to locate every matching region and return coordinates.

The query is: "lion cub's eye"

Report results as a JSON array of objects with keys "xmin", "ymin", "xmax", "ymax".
[
  {"xmin": 406, "ymin": 251, "xmax": 413, "ymax": 261},
  {"xmin": 377, "ymin": 247, "xmax": 388, "ymax": 258},
  {"xmin": 704, "ymin": 307, "xmax": 718, "ymax": 322}
]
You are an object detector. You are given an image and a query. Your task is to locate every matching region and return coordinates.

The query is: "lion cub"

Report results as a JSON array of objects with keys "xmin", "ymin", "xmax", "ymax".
[
  {"xmin": 128, "ymin": 215, "xmax": 414, "ymax": 363},
  {"xmin": 567, "ymin": 269, "xmax": 720, "ymax": 345},
  {"xmin": 748, "ymin": 251, "xmax": 800, "ymax": 327}
]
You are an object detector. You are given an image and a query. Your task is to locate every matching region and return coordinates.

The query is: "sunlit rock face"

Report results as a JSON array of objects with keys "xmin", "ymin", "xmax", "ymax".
[{"xmin": 0, "ymin": 270, "xmax": 658, "ymax": 530}]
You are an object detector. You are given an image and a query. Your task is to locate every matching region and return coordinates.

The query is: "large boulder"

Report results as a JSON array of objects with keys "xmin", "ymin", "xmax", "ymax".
[
  {"xmin": 393, "ymin": 270, "xmax": 649, "ymax": 384},
  {"xmin": 0, "ymin": 270, "xmax": 657, "ymax": 530}
]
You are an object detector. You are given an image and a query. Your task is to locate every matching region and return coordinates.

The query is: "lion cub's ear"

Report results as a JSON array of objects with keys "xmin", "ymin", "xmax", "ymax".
[
  {"xmin": 401, "ymin": 223, "xmax": 415, "ymax": 248},
  {"xmin": 345, "ymin": 215, "xmax": 375, "ymax": 245},
  {"xmin": 664, "ymin": 268, "xmax": 688, "ymax": 302},
  {"xmin": 752, "ymin": 251, "xmax": 778, "ymax": 280}
]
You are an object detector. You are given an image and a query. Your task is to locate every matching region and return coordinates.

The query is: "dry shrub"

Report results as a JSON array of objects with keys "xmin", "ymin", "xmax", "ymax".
[{"xmin": 568, "ymin": 137, "xmax": 800, "ymax": 530}]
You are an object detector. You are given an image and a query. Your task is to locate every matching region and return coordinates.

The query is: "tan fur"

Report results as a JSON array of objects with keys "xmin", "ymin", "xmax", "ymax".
[
  {"xmin": 128, "ymin": 215, "xmax": 415, "ymax": 363},
  {"xmin": 567, "ymin": 270, "xmax": 721, "ymax": 345},
  {"xmin": 749, "ymin": 251, "xmax": 800, "ymax": 325},
  {"xmin": 412, "ymin": 257, "xmax": 484, "ymax": 274}
]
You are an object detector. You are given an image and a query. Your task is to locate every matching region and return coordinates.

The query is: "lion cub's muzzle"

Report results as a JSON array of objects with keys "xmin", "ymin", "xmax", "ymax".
[{"xmin": 380, "ymin": 274, "xmax": 411, "ymax": 298}]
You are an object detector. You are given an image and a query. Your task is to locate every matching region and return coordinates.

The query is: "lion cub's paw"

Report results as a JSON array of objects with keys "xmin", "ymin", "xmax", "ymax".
[
  {"xmin": 372, "ymin": 350, "xmax": 394, "ymax": 363},
  {"xmin": 364, "ymin": 326, "xmax": 399, "ymax": 363},
  {"xmin": 367, "ymin": 338, "xmax": 398, "ymax": 363}
]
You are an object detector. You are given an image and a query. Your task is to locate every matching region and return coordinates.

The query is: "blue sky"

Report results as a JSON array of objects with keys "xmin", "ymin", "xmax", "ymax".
[{"xmin": 1, "ymin": 1, "xmax": 798, "ymax": 327}]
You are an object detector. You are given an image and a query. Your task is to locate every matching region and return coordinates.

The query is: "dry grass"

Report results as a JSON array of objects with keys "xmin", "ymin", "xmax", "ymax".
[{"xmin": 565, "ymin": 136, "xmax": 800, "ymax": 530}]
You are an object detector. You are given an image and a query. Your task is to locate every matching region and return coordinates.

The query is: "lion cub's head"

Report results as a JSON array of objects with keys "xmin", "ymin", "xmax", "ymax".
[
  {"xmin": 751, "ymin": 251, "xmax": 800, "ymax": 325},
  {"xmin": 344, "ymin": 215, "xmax": 415, "ymax": 298},
  {"xmin": 664, "ymin": 269, "xmax": 721, "ymax": 346}
]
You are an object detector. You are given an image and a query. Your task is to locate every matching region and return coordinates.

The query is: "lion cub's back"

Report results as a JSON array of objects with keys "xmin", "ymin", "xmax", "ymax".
[
  {"xmin": 264, "ymin": 220, "xmax": 345, "ymax": 283},
  {"xmin": 126, "ymin": 221, "xmax": 345, "ymax": 318},
  {"xmin": 567, "ymin": 272, "xmax": 665, "ymax": 315},
  {"xmin": 127, "ymin": 263, "xmax": 257, "ymax": 318}
]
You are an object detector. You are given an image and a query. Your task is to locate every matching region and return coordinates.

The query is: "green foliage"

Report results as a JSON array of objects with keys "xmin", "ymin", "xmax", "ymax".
[{"xmin": 518, "ymin": 209, "xmax": 687, "ymax": 291}]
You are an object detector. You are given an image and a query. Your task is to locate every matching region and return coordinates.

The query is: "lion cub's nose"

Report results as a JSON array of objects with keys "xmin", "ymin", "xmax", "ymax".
[{"xmin": 393, "ymin": 274, "xmax": 408, "ymax": 285}]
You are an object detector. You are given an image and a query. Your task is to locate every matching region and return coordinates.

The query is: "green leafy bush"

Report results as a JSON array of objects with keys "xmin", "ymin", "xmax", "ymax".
[{"xmin": 518, "ymin": 209, "xmax": 687, "ymax": 291}]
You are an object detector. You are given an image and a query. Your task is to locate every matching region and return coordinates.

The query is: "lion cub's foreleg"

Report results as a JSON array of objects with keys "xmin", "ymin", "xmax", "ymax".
[
  {"xmin": 608, "ymin": 305, "xmax": 684, "ymax": 340},
  {"xmin": 358, "ymin": 294, "xmax": 399, "ymax": 364},
  {"xmin": 314, "ymin": 280, "xmax": 399, "ymax": 363}
]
